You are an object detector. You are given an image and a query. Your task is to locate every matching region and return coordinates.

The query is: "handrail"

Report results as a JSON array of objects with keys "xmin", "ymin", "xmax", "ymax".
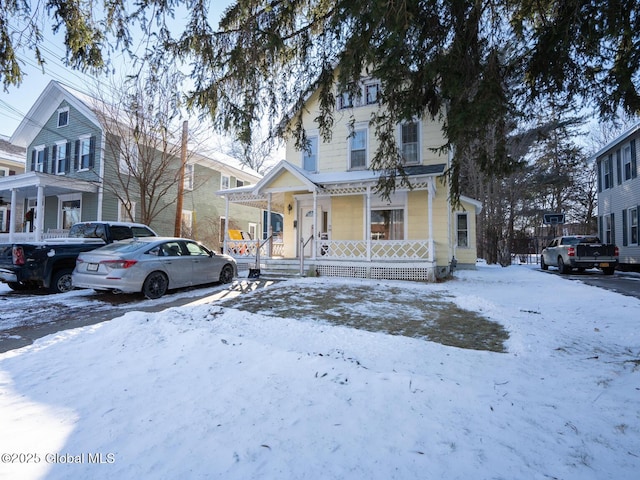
[
  {"xmin": 250, "ymin": 234, "xmax": 275, "ymax": 278},
  {"xmin": 299, "ymin": 234, "xmax": 314, "ymax": 276}
]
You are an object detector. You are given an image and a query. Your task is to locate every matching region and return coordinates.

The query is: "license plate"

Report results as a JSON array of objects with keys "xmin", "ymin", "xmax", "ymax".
[
  {"xmin": 87, "ymin": 263, "xmax": 99, "ymax": 272},
  {"xmin": 599, "ymin": 263, "xmax": 609, "ymax": 267}
]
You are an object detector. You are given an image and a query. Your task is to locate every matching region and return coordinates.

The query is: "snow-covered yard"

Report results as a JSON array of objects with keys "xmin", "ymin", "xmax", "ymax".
[{"xmin": 0, "ymin": 264, "xmax": 638, "ymax": 479}]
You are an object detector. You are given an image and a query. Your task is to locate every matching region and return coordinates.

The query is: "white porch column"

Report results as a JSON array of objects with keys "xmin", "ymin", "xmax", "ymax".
[
  {"xmin": 9, "ymin": 188, "xmax": 17, "ymax": 242},
  {"xmin": 312, "ymin": 190, "xmax": 318, "ymax": 260},
  {"xmin": 365, "ymin": 186, "xmax": 371, "ymax": 261},
  {"xmin": 35, "ymin": 185, "xmax": 44, "ymax": 241},
  {"xmin": 428, "ymin": 178, "xmax": 435, "ymax": 261},
  {"xmin": 266, "ymin": 193, "xmax": 273, "ymax": 257},
  {"xmin": 223, "ymin": 195, "xmax": 230, "ymax": 254}
]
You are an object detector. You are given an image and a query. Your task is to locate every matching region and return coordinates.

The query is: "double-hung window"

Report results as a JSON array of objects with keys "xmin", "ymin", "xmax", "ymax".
[
  {"xmin": 603, "ymin": 156, "xmax": 613, "ymax": 189},
  {"xmin": 184, "ymin": 163, "xmax": 194, "ymax": 191},
  {"xmin": 349, "ymin": 129, "xmax": 367, "ymax": 170},
  {"xmin": 401, "ymin": 122, "xmax": 419, "ymax": 164},
  {"xmin": 76, "ymin": 136, "xmax": 94, "ymax": 171},
  {"xmin": 365, "ymin": 82, "xmax": 379, "ymax": 105},
  {"xmin": 221, "ymin": 175, "xmax": 230, "ymax": 190},
  {"xmin": 33, "ymin": 146, "xmax": 47, "ymax": 172},
  {"xmin": 623, "ymin": 144, "xmax": 632, "ymax": 181},
  {"xmin": 457, "ymin": 213, "xmax": 469, "ymax": 247},
  {"xmin": 630, "ymin": 207, "xmax": 638, "ymax": 245},
  {"xmin": 603, "ymin": 214, "xmax": 613, "ymax": 244},
  {"xmin": 54, "ymin": 141, "xmax": 70, "ymax": 174}
]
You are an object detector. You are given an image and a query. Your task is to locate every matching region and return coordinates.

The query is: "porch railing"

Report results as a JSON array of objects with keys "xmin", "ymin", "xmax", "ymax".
[
  {"xmin": 0, "ymin": 230, "xmax": 70, "ymax": 243},
  {"xmin": 227, "ymin": 239, "xmax": 284, "ymax": 259},
  {"xmin": 319, "ymin": 239, "xmax": 432, "ymax": 260}
]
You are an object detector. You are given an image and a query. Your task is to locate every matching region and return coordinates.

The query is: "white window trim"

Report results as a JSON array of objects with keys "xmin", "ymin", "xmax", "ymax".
[
  {"xmin": 220, "ymin": 174, "xmax": 230, "ymax": 190},
  {"xmin": 54, "ymin": 140, "xmax": 67, "ymax": 175},
  {"xmin": 78, "ymin": 135, "xmax": 92, "ymax": 172},
  {"xmin": 184, "ymin": 163, "xmax": 194, "ymax": 191},
  {"xmin": 57, "ymin": 193, "xmax": 82, "ymax": 230},
  {"xmin": 302, "ymin": 131, "xmax": 319, "ymax": 173},
  {"xmin": 456, "ymin": 212, "xmax": 470, "ymax": 249},
  {"xmin": 630, "ymin": 207, "xmax": 639, "ymax": 246},
  {"xmin": 349, "ymin": 126, "xmax": 368, "ymax": 170},
  {"xmin": 34, "ymin": 145, "xmax": 46, "ymax": 172},
  {"xmin": 57, "ymin": 107, "xmax": 69, "ymax": 128},
  {"xmin": 118, "ymin": 200, "xmax": 136, "ymax": 222},
  {"xmin": 399, "ymin": 120, "xmax": 421, "ymax": 165},
  {"xmin": 623, "ymin": 144, "xmax": 632, "ymax": 181}
]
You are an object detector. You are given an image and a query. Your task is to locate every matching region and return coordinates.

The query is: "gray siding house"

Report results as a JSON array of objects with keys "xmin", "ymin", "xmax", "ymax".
[
  {"xmin": 595, "ymin": 122, "xmax": 640, "ymax": 271},
  {"xmin": 0, "ymin": 80, "xmax": 262, "ymax": 251}
]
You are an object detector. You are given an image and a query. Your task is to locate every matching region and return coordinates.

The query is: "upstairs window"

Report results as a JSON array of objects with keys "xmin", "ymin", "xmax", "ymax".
[
  {"xmin": 32, "ymin": 145, "xmax": 47, "ymax": 172},
  {"xmin": 365, "ymin": 82, "xmax": 380, "ymax": 105},
  {"xmin": 603, "ymin": 155, "xmax": 613, "ymax": 189},
  {"xmin": 303, "ymin": 135, "xmax": 318, "ymax": 172},
  {"xmin": 75, "ymin": 136, "xmax": 95, "ymax": 171},
  {"xmin": 184, "ymin": 163, "xmax": 194, "ymax": 191},
  {"xmin": 119, "ymin": 140, "xmax": 139, "ymax": 175},
  {"xmin": 623, "ymin": 144, "xmax": 632, "ymax": 181},
  {"xmin": 53, "ymin": 141, "xmax": 71, "ymax": 174},
  {"xmin": 221, "ymin": 175, "xmax": 230, "ymax": 190},
  {"xmin": 57, "ymin": 108, "xmax": 69, "ymax": 127},
  {"xmin": 401, "ymin": 122, "xmax": 419, "ymax": 164},
  {"xmin": 349, "ymin": 129, "xmax": 367, "ymax": 170}
]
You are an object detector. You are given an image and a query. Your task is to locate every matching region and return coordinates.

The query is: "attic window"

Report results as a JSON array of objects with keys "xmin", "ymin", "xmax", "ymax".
[{"xmin": 57, "ymin": 108, "xmax": 69, "ymax": 127}]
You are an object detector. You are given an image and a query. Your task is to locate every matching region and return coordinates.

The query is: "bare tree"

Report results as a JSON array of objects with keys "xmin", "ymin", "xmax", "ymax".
[{"xmin": 90, "ymin": 70, "xmax": 209, "ymax": 227}]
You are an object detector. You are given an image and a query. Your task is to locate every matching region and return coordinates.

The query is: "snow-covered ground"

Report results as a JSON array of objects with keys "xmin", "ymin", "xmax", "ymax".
[{"xmin": 0, "ymin": 264, "xmax": 639, "ymax": 479}]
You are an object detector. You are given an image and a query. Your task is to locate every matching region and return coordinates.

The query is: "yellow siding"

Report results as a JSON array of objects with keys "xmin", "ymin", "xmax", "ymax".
[
  {"xmin": 267, "ymin": 170, "xmax": 306, "ymax": 190},
  {"xmin": 331, "ymin": 195, "xmax": 363, "ymax": 239}
]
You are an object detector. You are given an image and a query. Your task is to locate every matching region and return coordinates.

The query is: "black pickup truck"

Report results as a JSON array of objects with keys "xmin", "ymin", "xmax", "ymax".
[{"xmin": 0, "ymin": 222, "xmax": 157, "ymax": 293}]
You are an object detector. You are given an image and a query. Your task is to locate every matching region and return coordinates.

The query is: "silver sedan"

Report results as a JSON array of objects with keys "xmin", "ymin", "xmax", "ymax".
[{"xmin": 72, "ymin": 237, "xmax": 237, "ymax": 299}]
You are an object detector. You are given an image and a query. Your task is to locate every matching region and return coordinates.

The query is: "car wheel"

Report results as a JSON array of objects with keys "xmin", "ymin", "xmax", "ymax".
[
  {"xmin": 219, "ymin": 264, "xmax": 234, "ymax": 284},
  {"xmin": 557, "ymin": 256, "xmax": 570, "ymax": 274},
  {"xmin": 602, "ymin": 267, "xmax": 615, "ymax": 275},
  {"xmin": 50, "ymin": 269, "xmax": 74, "ymax": 293},
  {"xmin": 540, "ymin": 256, "xmax": 548, "ymax": 270},
  {"xmin": 142, "ymin": 271, "xmax": 168, "ymax": 299}
]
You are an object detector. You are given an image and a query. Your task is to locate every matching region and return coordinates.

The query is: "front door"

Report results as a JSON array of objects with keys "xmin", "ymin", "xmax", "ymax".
[{"xmin": 300, "ymin": 207, "xmax": 316, "ymax": 258}]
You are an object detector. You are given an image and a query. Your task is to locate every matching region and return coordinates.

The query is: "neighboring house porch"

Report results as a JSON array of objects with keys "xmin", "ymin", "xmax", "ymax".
[{"xmin": 0, "ymin": 171, "xmax": 98, "ymax": 243}]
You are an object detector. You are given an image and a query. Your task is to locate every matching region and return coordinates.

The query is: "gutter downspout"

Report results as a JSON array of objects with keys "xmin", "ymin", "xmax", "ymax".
[
  {"xmin": 223, "ymin": 195, "xmax": 230, "ymax": 254},
  {"xmin": 97, "ymin": 130, "xmax": 106, "ymax": 221}
]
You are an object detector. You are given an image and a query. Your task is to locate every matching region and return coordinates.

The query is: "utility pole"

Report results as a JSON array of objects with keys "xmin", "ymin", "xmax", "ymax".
[{"xmin": 174, "ymin": 120, "xmax": 188, "ymax": 237}]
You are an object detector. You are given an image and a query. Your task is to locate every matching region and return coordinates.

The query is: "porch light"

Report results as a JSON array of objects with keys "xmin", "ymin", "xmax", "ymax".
[{"xmin": 287, "ymin": 203, "xmax": 293, "ymax": 213}]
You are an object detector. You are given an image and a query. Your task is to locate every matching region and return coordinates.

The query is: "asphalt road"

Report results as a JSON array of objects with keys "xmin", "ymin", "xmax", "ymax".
[{"xmin": 538, "ymin": 267, "xmax": 640, "ymax": 300}]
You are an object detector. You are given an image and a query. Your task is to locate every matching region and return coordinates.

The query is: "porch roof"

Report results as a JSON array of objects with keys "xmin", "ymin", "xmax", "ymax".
[
  {"xmin": 0, "ymin": 171, "xmax": 99, "ymax": 200},
  {"xmin": 216, "ymin": 161, "xmax": 447, "ymax": 209}
]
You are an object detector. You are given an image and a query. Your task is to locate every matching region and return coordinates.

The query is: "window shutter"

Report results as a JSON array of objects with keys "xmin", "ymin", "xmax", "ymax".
[
  {"xmin": 596, "ymin": 160, "xmax": 602, "ymax": 192},
  {"xmin": 622, "ymin": 209, "xmax": 628, "ymax": 246},
  {"xmin": 52, "ymin": 145, "xmax": 57, "ymax": 172},
  {"xmin": 31, "ymin": 150, "xmax": 36, "ymax": 171},
  {"xmin": 89, "ymin": 136, "xmax": 96, "ymax": 168},
  {"xmin": 616, "ymin": 149, "xmax": 622, "ymax": 185},
  {"xmin": 632, "ymin": 139, "xmax": 637, "ymax": 179},
  {"xmin": 65, "ymin": 141, "xmax": 71, "ymax": 172},
  {"xmin": 74, "ymin": 140, "xmax": 80, "ymax": 170},
  {"xmin": 43, "ymin": 147, "xmax": 49, "ymax": 173}
]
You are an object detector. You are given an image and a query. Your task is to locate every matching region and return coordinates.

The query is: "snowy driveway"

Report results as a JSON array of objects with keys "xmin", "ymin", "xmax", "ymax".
[{"xmin": 0, "ymin": 264, "xmax": 638, "ymax": 480}]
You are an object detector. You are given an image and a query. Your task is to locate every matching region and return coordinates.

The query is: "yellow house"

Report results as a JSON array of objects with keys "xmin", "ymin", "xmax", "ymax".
[{"xmin": 218, "ymin": 78, "xmax": 481, "ymax": 281}]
